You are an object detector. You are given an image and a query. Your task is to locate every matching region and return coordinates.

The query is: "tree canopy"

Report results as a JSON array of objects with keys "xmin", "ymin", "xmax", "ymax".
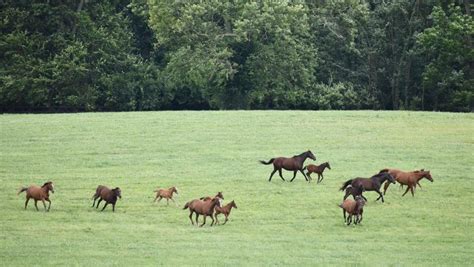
[{"xmin": 1, "ymin": 0, "xmax": 472, "ymax": 112}]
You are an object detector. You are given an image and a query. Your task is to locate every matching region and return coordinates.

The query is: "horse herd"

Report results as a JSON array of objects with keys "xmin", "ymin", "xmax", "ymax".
[{"xmin": 17, "ymin": 150, "xmax": 433, "ymax": 226}]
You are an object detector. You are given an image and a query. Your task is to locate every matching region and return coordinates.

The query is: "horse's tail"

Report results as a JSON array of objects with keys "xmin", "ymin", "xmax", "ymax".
[
  {"xmin": 340, "ymin": 179, "xmax": 353, "ymax": 191},
  {"xmin": 379, "ymin": 168, "xmax": 389, "ymax": 174},
  {"xmin": 17, "ymin": 187, "xmax": 27, "ymax": 195},
  {"xmin": 303, "ymin": 165, "xmax": 307, "ymax": 171},
  {"xmin": 259, "ymin": 158, "xmax": 275, "ymax": 165},
  {"xmin": 183, "ymin": 201, "xmax": 190, "ymax": 210}
]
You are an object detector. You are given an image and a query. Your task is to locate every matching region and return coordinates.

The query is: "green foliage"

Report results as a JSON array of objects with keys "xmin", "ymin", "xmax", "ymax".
[
  {"xmin": 417, "ymin": 4, "xmax": 474, "ymax": 111},
  {"xmin": 0, "ymin": 0, "xmax": 472, "ymax": 112}
]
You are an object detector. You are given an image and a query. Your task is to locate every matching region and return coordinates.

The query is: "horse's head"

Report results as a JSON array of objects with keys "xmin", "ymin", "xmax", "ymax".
[
  {"xmin": 212, "ymin": 197, "xmax": 223, "ymax": 207},
  {"xmin": 113, "ymin": 187, "xmax": 122, "ymax": 198},
  {"xmin": 216, "ymin": 191, "xmax": 224, "ymax": 200},
  {"xmin": 42, "ymin": 181, "xmax": 54, "ymax": 193},
  {"xmin": 325, "ymin": 162, "xmax": 331, "ymax": 170},
  {"xmin": 422, "ymin": 170, "xmax": 433, "ymax": 182},
  {"xmin": 385, "ymin": 173, "xmax": 396, "ymax": 184},
  {"xmin": 231, "ymin": 200, "xmax": 238, "ymax": 209},
  {"xmin": 307, "ymin": 150, "xmax": 316, "ymax": 161},
  {"xmin": 172, "ymin": 187, "xmax": 178, "ymax": 194}
]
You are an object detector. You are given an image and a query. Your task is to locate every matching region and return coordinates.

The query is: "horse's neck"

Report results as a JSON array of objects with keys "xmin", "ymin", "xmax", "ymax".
[
  {"xmin": 41, "ymin": 187, "xmax": 50, "ymax": 196},
  {"xmin": 414, "ymin": 173, "xmax": 425, "ymax": 181}
]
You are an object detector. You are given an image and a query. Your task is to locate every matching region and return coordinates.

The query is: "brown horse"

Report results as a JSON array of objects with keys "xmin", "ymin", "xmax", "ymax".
[
  {"xmin": 213, "ymin": 200, "xmax": 237, "ymax": 225},
  {"xmin": 339, "ymin": 195, "xmax": 366, "ymax": 225},
  {"xmin": 380, "ymin": 168, "xmax": 433, "ymax": 197},
  {"xmin": 183, "ymin": 197, "xmax": 222, "ymax": 227},
  {"xmin": 154, "ymin": 186, "xmax": 178, "ymax": 205},
  {"xmin": 18, "ymin": 181, "xmax": 55, "ymax": 211},
  {"xmin": 92, "ymin": 185, "xmax": 121, "ymax": 212},
  {"xmin": 260, "ymin": 150, "xmax": 316, "ymax": 182},
  {"xmin": 340, "ymin": 172, "xmax": 395, "ymax": 203},
  {"xmin": 200, "ymin": 191, "xmax": 224, "ymax": 201},
  {"xmin": 303, "ymin": 162, "xmax": 331, "ymax": 183}
]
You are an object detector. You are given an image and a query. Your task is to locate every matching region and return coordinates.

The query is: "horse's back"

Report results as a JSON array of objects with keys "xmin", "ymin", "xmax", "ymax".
[{"xmin": 26, "ymin": 185, "xmax": 43, "ymax": 199}]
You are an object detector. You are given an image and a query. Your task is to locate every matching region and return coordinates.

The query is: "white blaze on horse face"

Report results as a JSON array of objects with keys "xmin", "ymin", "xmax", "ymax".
[{"xmin": 218, "ymin": 198, "xmax": 223, "ymax": 207}]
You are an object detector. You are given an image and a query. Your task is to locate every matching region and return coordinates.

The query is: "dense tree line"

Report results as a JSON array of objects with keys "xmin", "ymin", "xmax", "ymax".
[{"xmin": 0, "ymin": 0, "xmax": 472, "ymax": 112}]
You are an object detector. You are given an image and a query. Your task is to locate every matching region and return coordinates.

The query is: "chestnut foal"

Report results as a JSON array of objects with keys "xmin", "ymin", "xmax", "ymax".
[
  {"xmin": 18, "ymin": 181, "xmax": 55, "ymax": 211},
  {"xmin": 339, "ymin": 195, "xmax": 366, "ymax": 225},
  {"xmin": 154, "ymin": 186, "xmax": 178, "ymax": 205},
  {"xmin": 213, "ymin": 200, "xmax": 237, "ymax": 225}
]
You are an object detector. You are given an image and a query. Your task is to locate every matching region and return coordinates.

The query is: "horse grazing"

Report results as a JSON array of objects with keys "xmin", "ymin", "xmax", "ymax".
[
  {"xmin": 380, "ymin": 168, "xmax": 433, "ymax": 197},
  {"xmin": 340, "ymin": 172, "xmax": 395, "ymax": 203},
  {"xmin": 260, "ymin": 150, "xmax": 316, "ymax": 182},
  {"xmin": 339, "ymin": 195, "xmax": 366, "ymax": 225},
  {"xmin": 154, "ymin": 186, "xmax": 178, "ymax": 205},
  {"xmin": 18, "ymin": 181, "xmax": 55, "ymax": 211},
  {"xmin": 200, "ymin": 191, "xmax": 224, "ymax": 201},
  {"xmin": 183, "ymin": 197, "xmax": 222, "ymax": 227},
  {"xmin": 303, "ymin": 162, "xmax": 331, "ymax": 183},
  {"xmin": 213, "ymin": 200, "xmax": 237, "ymax": 225},
  {"xmin": 92, "ymin": 185, "xmax": 121, "ymax": 212}
]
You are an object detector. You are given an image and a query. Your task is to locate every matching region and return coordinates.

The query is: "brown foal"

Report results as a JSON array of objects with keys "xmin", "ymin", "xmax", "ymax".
[
  {"xmin": 213, "ymin": 200, "xmax": 237, "ymax": 225},
  {"xmin": 18, "ymin": 181, "xmax": 55, "ymax": 211},
  {"xmin": 154, "ymin": 186, "xmax": 178, "ymax": 205}
]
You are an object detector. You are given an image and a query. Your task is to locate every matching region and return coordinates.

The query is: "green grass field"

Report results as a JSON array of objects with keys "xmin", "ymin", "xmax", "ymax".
[{"xmin": 1, "ymin": 111, "xmax": 473, "ymax": 265}]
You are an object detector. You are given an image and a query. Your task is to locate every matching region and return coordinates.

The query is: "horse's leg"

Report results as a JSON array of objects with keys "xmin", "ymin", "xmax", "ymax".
[
  {"xmin": 410, "ymin": 185, "xmax": 415, "ymax": 197},
  {"xmin": 375, "ymin": 189, "xmax": 384, "ymax": 202},
  {"xmin": 402, "ymin": 186, "xmax": 410, "ymax": 197},
  {"xmin": 24, "ymin": 197, "xmax": 30, "ymax": 210},
  {"xmin": 96, "ymin": 198, "xmax": 102, "ymax": 209},
  {"xmin": 417, "ymin": 181, "xmax": 422, "ymax": 190},
  {"xmin": 358, "ymin": 211, "xmax": 363, "ymax": 224},
  {"xmin": 278, "ymin": 169, "xmax": 286, "ymax": 181},
  {"xmin": 306, "ymin": 172, "xmax": 312, "ymax": 181},
  {"xmin": 195, "ymin": 214, "xmax": 199, "ymax": 225},
  {"xmin": 34, "ymin": 200, "xmax": 39, "ymax": 211},
  {"xmin": 383, "ymin": 181, "xmax": 390, "ymax": 195},
  {"xmin": 268, "ymin": 169, "xmax": 277, "ymax": 182},
  {"xmin": 300, "ymin": 169, "xmax": 310, "ymax": 182},
  {"xmin": 347, "ymin": 215, "xmax": 352, "ymax": 225},
  {"xmin": 223, "ymin": 214, "xmax": 229, "ymax": 225},
  {"xmin": 318, "ymin": 173, "xmax": 324, "ymax": 183},
  {"xmin": 290, "ymin": 171, "xmax": 298, "ymax": 182},
  {"xmin": 47, "ymin": 199, "xmax": 52, "ymax": 211},
  {"xmin": 214, "ymin": 213, "xmax": 219, "ymax": 225},
  {"xmin": 166, "ymin": 198, "xmax": 169, "ymax": 205},
  {"xmin": 200, "ymin": 215, "xmax": 207, "ymax": 227},
  {"xmin": 361, "ymin": 194, "xmax": 368, "ymax": 202},
  {"xmin": 189, "ymin": 211, "xmax": 194, "ymax": 225},
  {"xmin": 41, "ymin": 199, "xmax": 47, "ymax": 211},
  {"xmin": 92, "ymin": 196, "xmax": 98, "ymax": 207},
  {"xmin": 342, "ymin": 210, "xmax": 346, "ymax": 222},
  {"xmin": 112, "ymin": 203, "xmax": 116, "ymax": 212},
  {"xmin": 101, "ymin": 203, "xmax": 108, "ymax": 211},
  {"xmin": 354, "ymin": 215, "xmax": 358, "ymax": 225},
  {"xmin": 210, "ymin": 214, "xmax": 215, "ymax": 226},
  {"xmin": 157, "ymin": 196, "xmax": 162, "ymax": 203}
]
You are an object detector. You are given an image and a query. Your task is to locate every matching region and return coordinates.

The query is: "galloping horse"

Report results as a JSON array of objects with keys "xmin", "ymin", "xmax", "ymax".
[
  {"xmin": 380, "ymin": 168, "xmax": 433, "ymax": 197},
  {"xmin": 260, "ymin": 150, "xmax": 316, "ymax": 182},
  {"xmin": 154, "ymin": 186, "xmax": 179, "ymax": 205},
  {"xmin": 340, "ymin": 172, "xmax": 395, "ymax": 203},
  {"xmin": 18, "ymin": 181, "xmax": 55, "ymax": 211},
  {"xmin": 92, "ymin": 185, "xmax": 122, "ymax": 212}
]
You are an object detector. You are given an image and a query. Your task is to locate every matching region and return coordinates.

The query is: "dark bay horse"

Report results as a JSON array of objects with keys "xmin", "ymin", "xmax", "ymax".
[
  {"xmin": 380, "ymin": 168, "xmax": 433, "ymax": 197},
  {"xmin": 304, "ymin": 162, "xmax": 331, "ymax": 183},
  {"xmin": 92, "ymin": 185, "xmax": 121, "ymax": 212},
  {"xmin": 260, "ymin": 150, "xmax": 316, "ymax": 182},
  {"xmin": 340, "ymin": 172, "xmax": 395, "ymax": 203},
  {"xmin": 183, "ymin": 197, "xmax": 222, "ymax": 227},
  {"xmin": 18, "ymin": 181, "xmax": 55, "ymax": 211}
]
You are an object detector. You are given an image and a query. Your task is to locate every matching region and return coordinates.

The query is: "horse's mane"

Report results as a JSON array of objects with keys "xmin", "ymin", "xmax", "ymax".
[
  {"xmin": 371, "ymin": 172, "xmax": 387, "ymax": 178},
  {"xmin": 293, "ymin": 151, "xmax": 308, "ymax": 158}
]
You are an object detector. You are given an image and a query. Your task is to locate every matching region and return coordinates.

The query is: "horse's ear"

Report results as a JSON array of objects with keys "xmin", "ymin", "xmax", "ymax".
[{"xmin": 421, "ymin": 168, "xmax": 424, "ymax": 171}]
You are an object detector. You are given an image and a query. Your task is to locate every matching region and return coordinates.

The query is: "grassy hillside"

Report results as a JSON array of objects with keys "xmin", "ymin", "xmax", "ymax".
[{"xmin": 1, "ymin": 111, "xmax": 473, "ymax": 265}]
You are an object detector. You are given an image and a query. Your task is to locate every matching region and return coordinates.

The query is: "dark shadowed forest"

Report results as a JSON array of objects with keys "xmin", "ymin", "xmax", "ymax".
[{"xmin": 1, "ymin": 0, "xmax": 472, "ymax": 112}]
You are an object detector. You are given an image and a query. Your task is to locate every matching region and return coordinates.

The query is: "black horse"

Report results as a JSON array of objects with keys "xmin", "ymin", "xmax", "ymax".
[
  {"xmin": 260, "ymin": 150, "xmax": 316, "ymax": 182},
  {"xmin": 340, "ymin": 172, "xmax": 395, "ymax": 202}
]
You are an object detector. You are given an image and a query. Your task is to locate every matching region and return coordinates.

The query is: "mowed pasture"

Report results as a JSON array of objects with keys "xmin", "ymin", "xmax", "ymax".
[{"xmin": 1, "ymin": 111, "xmax": 473, "ymax": 265}]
